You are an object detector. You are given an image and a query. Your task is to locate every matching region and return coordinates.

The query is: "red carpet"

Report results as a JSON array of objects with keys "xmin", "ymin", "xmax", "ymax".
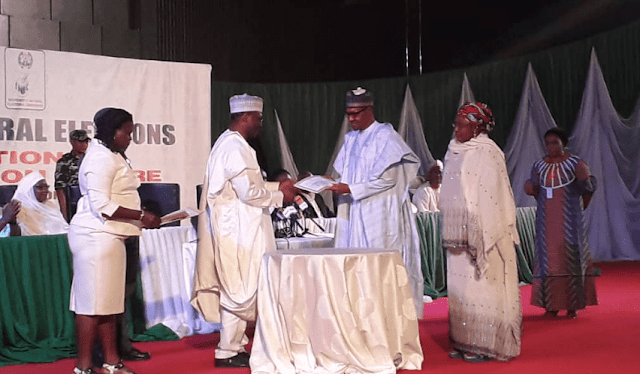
[{"xmin": 3, "ymin": 261, "xmax": 638, "ymax": 374}]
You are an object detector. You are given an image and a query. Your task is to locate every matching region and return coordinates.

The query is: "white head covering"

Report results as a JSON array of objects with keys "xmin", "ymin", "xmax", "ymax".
[
  {"xmin": 12, "ymin": 172, "xmax": 69, "ymax": 236},
  {"xmin": 229, "ymin": 94, "xmax": 263, "ymax": 114}
]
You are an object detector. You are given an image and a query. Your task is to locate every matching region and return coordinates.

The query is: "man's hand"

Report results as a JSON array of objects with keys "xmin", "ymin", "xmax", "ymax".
[
  {"xmin": 326, "ymin": 183, "xmax": 350, "ymax": 195},
  {"xmin": 279, "ymin": 179, "xmax": 299, "ymax": 204}
]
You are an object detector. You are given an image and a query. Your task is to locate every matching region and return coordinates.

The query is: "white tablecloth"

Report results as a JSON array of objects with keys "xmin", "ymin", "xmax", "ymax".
[
  {"xmin": 250, "ymin": 248, "xmax": 424, "ymax": 373},
  {"xmin": 139, "ymin": 227, "xmax": 220, "ymax": 337}
]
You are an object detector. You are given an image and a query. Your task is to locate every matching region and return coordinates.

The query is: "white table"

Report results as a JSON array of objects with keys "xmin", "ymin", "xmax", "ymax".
[
  {"xmin": 139, "ymin": 227, "xmax": 220, "ymax": 337},
  {"xmin": 250, "ymin": 248, "xmax": 424, "ymax": 373}
]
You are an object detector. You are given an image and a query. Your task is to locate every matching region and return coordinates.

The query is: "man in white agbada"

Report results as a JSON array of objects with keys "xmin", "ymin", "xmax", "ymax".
[
  {"xmin": 191, "ymin": 94, "xmax": 297, "ymax": 368},
  {"xmin": 328, "ymin": 87, "xmax": 424, "ymax": 317},
  {"xmin": 412, "ymin": 160, "xmax": 443, "ymax": 212}
]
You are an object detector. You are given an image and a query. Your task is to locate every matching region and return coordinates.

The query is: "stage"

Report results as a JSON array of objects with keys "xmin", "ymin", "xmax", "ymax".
[{"xmin": 3, "ymin": 261, "xmax": 638, "ymax": 374}]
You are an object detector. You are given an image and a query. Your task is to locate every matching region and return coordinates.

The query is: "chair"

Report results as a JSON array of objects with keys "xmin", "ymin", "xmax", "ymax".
[
  {"xmin": 66, "ymin": 185, "xmax": 82, "ymax": 220},
  {"xmin": 0, "ymin": 185, "xmax": 17, "ymax": 206},
  {"xmin": 138, "ymin": 183, "xmax": 181, "ymax": 227}
]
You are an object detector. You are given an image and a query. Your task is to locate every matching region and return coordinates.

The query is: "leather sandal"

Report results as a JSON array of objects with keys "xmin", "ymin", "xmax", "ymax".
[{"xmin": 567, "ymin": 310, "xmax": 578, "ymax": 319}]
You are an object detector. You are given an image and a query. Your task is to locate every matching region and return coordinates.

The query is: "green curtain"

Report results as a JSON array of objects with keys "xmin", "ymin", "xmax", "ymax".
[
  {"xmin": 0, "ymin": 235, "xmax": 177, "ymax": 367},
  {"xmin": 210, "ymin": 19, "xmax": 640, "ymax": 176}
]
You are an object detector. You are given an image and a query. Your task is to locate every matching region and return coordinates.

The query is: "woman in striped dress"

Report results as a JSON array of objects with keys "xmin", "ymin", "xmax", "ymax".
[{"xmin": 524, "ymin": 127, "xmax": 598, "ymax": 319}]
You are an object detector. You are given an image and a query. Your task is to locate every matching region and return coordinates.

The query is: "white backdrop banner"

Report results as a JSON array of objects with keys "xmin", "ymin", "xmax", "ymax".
[{"xmin": 0, "ymin": 48, "xmax": 211, "ymax": 218}]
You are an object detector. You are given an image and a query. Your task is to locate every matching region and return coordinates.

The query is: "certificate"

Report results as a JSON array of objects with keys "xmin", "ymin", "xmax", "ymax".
[
  {"xmin": 160, "ymin": 207, "xmax": 201, "ymax": 225},
  {"xmin": 294, "ymin": 175, "xmax": 336, "ymax": 193}
]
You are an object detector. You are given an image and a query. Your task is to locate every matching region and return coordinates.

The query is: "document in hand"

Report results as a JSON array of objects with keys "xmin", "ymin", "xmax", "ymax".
[
  {"xmin": 294, "ymin": 175, "xmax": 337, "ymax": 193},
  {"xmin": 160, "ymin": 207, "xmax": 201, "ymax": 225}
]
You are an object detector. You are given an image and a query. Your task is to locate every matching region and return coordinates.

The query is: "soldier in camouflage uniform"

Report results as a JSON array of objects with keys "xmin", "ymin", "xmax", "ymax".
[{"xmin": 55, "ymin": 129, "xmax": 90, "ymax": 221}]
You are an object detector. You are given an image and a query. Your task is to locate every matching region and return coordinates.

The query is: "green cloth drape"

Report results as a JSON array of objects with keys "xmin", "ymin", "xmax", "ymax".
[
  {"xmin": 416, "ymin": 207, "xmax": 536, "ymax": 299},
  {"xmin": 0, "ymin": 235, "xmax": 76, "ymax": 366},
  {"xmin": 0, "ymin": 235, "xmax": 177, "ymax": 367},
  {"xmin": 416, "ymin": 212, "xmax": 447, "ymax": 298},
  {"xmin": 514, "ymin": 207, "xmax": 537, "ymax": 283}
]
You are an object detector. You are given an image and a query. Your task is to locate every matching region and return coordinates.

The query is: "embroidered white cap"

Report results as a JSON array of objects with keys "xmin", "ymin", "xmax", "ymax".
[{"xmin": 229, "ymin": 93, "xmax": 263, "ymax": 114}]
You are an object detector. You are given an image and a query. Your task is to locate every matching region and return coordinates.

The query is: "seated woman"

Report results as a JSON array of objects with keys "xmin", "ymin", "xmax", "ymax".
[
  {"xmin": 411, "ymin": 160, "xmax": 443, "ymax": 212},
  {"xmin": 12, "ymin": 172, "xmax": 69, "ymax": 235},
  {"xmin": 0, "ymin": 200, "xmax": 21, "ymax": 237}
]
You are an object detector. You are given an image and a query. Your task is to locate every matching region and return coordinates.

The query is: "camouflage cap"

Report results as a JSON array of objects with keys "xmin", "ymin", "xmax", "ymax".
[{"xmin": 69, "ymin": 129, "xmax": 90, "ymax": 141}]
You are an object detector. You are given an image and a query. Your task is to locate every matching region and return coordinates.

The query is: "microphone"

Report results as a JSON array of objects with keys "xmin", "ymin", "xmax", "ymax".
[
  {"xmin": 282, "ymin": 204, "xmax": 305, "ymax": 237},
  {"xmin": 294, "ymin": 195, "xmax": 325, "ymax": 232},
  {"xmin": 294, "ymin": 195, "xmax": 316, "ymax": 218},
  {"xmin": 282, "ymin": 205, "xmax": 299, "ymax": 219},
  {"xmin": 273, "ymin": 207, "xmax": 304, "ymax": 238},
  {"xmin": 272, "ymin": 208, "xmax": 286, "ymax": 221}
]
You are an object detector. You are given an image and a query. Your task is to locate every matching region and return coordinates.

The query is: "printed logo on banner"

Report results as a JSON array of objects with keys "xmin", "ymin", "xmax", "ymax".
[{"xmin": 4, "ymin": 49, "xmax": 46, "ymax": 110}]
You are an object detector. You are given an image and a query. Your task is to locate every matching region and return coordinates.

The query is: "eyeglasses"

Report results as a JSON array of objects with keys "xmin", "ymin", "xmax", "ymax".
[
  {"xmin": 35, "ymin": 184, "xmax": 49, "ymax": 190},
  {"xmin": 346, "ymin": 107, "xmax": 369, "ymax": 117}
]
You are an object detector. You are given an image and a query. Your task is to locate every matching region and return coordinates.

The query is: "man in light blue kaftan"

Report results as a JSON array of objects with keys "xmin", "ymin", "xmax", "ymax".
[{"xmin": 328, "ymin": 87, "xmax": 424, "ymax": 317}]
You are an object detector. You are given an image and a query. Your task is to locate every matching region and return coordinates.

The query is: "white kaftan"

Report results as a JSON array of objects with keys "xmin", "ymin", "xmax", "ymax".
[
  {"xmin": 412, "ymin": 181, "xmax": 440, "ymax": 212},
  {"xmin": 333, "ymin": 121, "xmax": 424, "ymax": 317},
  {"xmin": 191, "ymin": 129, "xmax": 283, "ymax": 323}
]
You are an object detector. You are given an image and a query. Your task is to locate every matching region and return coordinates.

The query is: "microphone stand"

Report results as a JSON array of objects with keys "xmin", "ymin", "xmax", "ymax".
[
  {"xmin": 306, "ymin": 216, "xmax": 325, "ymax": 232},
  {"xmin": 295, "ymin": 194, "xmax": 326, "ymax": 233},
  {"xmin": 289, "ymin": 215, "xmax": 307, "ymax": 237}
]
